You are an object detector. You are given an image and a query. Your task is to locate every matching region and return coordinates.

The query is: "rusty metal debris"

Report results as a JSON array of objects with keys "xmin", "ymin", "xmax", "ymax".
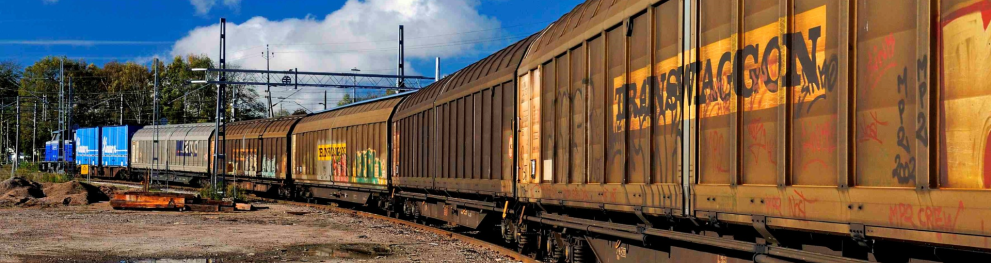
[{"xmin": 109, "ymin": 192, "xmax": 242, "ymax": 212}]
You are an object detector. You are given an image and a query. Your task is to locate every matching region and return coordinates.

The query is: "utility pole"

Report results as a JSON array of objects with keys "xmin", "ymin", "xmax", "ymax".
[
  {"xmin": 263, "ymin": 44, "xmax": 274, "ymax": 118},
  {"xmin": 152, "ymin": 58, "xmax": 160, "ymax": 188},
  {"xmin": 323, "ymin": 90, "xmax": 327, "ymax": 110},
  {"xmin": 397, "ymin": 25, "xmax": 405, "ymax": 89},
  {"xmin": 11, "ymin": 96, "xmax": 19, "ymax": 176},
  {"xmin": 58, "ymin": 60, "xmax": 64, "ymax": 170},
  {"xmin": 119, "ymin": 93, "xmax": 123, "ymax": 125},
  {"xmin": 65, "ymin": 76, "xmax": 73, "ymax": 173},
  {"xmin": 32, "ymin": 100, "xmax": 36, "ymax": 163},
  {"xmin": 351, "ymin": 67, "xmax": 359, "ymax": 103},
  {"xmin": 232, "ymin": 85, "xmax": 238, "ymax": 122},
  {"xmin": 212, "ymin": 17, "xmax": 228, "ymax": 195}
]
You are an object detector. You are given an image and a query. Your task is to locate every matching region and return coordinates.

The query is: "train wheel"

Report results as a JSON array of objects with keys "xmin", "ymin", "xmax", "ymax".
[
  {"xmin": 501, "ymin": 218, "xmax": 517, "ymax": 244},
  {"xmin": 568, "ymin": 237, "xmax": 589, "ymax": 263},
  {"xmin": 543, "ymin": 232, "xmax": 565, "ymax": 263}
]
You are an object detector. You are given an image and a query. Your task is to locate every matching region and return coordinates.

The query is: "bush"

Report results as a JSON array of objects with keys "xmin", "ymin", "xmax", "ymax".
[{"xmin": 198, "ymin": 183, "xmax": 247, "ymax": 202}]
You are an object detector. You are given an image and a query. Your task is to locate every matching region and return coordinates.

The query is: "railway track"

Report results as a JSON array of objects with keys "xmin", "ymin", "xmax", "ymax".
[{"xmin": 84, "ymin": 178, "xmax": 200, "ymax": 195}]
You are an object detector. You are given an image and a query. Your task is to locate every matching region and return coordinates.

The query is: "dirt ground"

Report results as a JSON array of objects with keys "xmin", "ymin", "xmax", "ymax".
[{"xmin": 0, "ymin": 202, "xmax": 515, "ymax": 263}]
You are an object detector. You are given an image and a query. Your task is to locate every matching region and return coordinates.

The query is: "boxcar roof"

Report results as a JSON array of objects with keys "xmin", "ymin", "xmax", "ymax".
[
  {"xmin": 261, "ymin": 115, "xmax": 304, "ymax": 138},
  {"xmin": 133, "ymin": 123, "xmax": 215, "ymax": 141},
  {"xmin": 518, "ymin": 0, "xmax": 647, "ymax": 72},
  {"xmin": 293, "ymin": 92, "xmax": 410, "ymax": 134},
  {"xmin": 394, "ymin": 33, "xmax": 540, "ymax": 119}
]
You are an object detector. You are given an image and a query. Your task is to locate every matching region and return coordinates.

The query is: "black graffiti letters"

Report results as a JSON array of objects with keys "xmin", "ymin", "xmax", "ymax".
[
  {"xmin": 761, "ymin": 36, "xmax": 781, "ymax": 91},
  {"xmin": 916, "ymin": 56, "xmax": 929, "ymax": 147},
  {"xmin": 892, "ymin": 154, "xmax": 916, "ymax": 184},
  {"xmin": 789, "ymin": 27, "xmax": 822, "ymax": 92},
  {"xmin": 741, "ymin": 43, "xmax": 760, "ymax": 97},
  {"xmin": 896, "ymin": 67, "xmax": 911, "ymax": 153}
]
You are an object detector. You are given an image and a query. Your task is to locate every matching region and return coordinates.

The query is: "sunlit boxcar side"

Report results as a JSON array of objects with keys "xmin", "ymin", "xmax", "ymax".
[{"xmin": 292, "ymin": 94, "xmax": 407, "ymax": 205}]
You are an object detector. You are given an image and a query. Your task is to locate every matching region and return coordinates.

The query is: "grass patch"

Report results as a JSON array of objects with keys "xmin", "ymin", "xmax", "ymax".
[{"xmin": 0, "ymin": 164, "xmax": 73, "ymax": 183}]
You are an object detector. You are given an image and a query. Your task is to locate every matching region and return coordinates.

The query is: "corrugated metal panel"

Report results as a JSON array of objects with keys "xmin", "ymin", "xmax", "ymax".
[
  {"xmin": 789, "ymin": 0, "xmax": 849, "ymax": 187},
  {"xmin": 588, "ymin": 35, "xmax": 605, "ymax": 184},
  {"xmin": 939, "ymin": 0, "xmax": 989, "ymax": 189},
  {"xmin": 605, "ymin": 26, "xmax": 625, "ymax": 184},
  {"xmin": 697, "ymin": 0, "xmax": 738, "ymax": 185},
  {"xmin": 571, "ymin": 44, "xmax": 587, "ymax": 184},
  {"xmin": 101, "ymin": 125, "xmax": 140, "ymax": 167},
  {"xmin": 74, "ymin": 127, "xmax": 100, "ymax": 166},
  {"xmin": 853, "ymin": 0, "xmax": 928, "ymax": 188},
  {"xmin": 653, "ymin": 1, "xmax": 683, "ymax": 184}
]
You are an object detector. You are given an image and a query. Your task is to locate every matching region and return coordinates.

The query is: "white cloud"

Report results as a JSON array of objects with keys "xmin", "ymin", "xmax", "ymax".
[
  {"xmin": 190, "ymin": 0, "xmax": 241, "ymax": 16},
  {"xmin": 170, "ymin": 0, "xmax": 503, "ymax": 110}
]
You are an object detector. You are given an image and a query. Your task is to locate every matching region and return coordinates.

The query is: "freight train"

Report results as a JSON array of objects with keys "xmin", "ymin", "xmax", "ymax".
[{"xmin": 51, "ymin": 0, "xmax": 991, "ymax": 261}]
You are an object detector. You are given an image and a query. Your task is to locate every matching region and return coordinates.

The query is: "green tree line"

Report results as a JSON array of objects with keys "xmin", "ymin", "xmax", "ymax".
[{"xmin": 0, "ymin": 56, "xmax": 267, "ymax": 160}]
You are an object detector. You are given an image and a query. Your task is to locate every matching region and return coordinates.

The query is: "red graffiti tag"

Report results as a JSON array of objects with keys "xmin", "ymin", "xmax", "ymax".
[
  {"xmin": 707, "ymin": 131, "xmax": 730, "ymax": 173},
  {"xmin": 799, "ymin": 118, "xmax": 837, "ymax": 172},
  {"xmin": 765, "ymin": 196, "xmax": 782, "ymax": 215},
  {"xmin": 787, "ymin": 190, "xmax": 818, "ymax": 218},
  {"xmin": 858, "ymin": 111, "xmax": 889, "ymax": 144},
  {"xmin": 919, "ymin": 201, "xmax": 965, "ymax": 231},
  {"xmin": 868, "ymin": 34, "xmax": 897, "ymax": 91},
  {"xmin": 888, "ymin": 203, "xmax": 916, "ymax": 227},
  {"xmin": 746, "ymin": 117, "xmax": 776, "ymax": 165}
]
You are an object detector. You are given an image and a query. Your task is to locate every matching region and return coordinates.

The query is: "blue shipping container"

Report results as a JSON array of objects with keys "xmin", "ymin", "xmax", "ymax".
[
  {"xmin": 63, "ymin": 140, "xmax": 75, "ymax": 162},
  {"xmin": 101, "ymin": 125, "xmax": 140, "ymax": 167},
  {"xmin": 75, "ymin": 127, "xmax": 100, "ymax": 166},
  {"xmin": 44, "ymin": 140, "xmax": 58, "ymax": 162}
]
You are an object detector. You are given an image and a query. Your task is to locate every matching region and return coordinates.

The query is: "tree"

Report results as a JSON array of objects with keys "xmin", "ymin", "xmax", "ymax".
[
  {"xmin": 337, "ymin": 93, "xmax": 354, "ymax": 106},
  {"xmin": 100, "ymin": 61, "xmax": 153, "ymax": 125},
  {"xmin": 291, "ymin": 109, "xmax": 308, "ymax": 115}
]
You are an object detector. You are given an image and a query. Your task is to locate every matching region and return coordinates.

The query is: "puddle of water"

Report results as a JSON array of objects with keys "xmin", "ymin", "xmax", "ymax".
[
  {"xmin": 301, "ymin": 243, "xmax": 394, "ymax": 259},
  {"xmin": 123, "ymin": 259, "xmax": 212, "ymax": 263}
]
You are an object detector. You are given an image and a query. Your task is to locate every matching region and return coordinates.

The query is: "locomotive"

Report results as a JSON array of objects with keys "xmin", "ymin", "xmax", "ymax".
[{"xmin": 60, "ymin": 0, "xmax": 991, "ymax": 262}]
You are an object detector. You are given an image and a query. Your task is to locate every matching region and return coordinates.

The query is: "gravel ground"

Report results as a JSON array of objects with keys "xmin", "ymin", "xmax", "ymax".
[{"xmin": 0, "ymin": 202, "xmax": 514, "ymax": 262}]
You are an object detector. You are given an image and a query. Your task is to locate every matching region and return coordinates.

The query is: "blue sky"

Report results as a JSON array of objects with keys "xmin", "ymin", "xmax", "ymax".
[
  {"xmin": 0, "ymin": 0, "xmax": 582, "ymax": 76},
  {"xmin": 0, "ymin": 0, "xmax": 584, "ymax": 109}
]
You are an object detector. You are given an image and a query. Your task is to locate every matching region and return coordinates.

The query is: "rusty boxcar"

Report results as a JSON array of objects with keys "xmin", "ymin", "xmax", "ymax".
[
  {"xmin": 513, "ymin": 0, "xmax": 991, "ymax": 261},
  {"xmin": 391, "ymin": 34, "xmax": 537, "ymax": 229},
  {"xmin": 224, "ymin": 115, "xmax": 303, "ymax": 194},
  {"xmin": 290, "ymin": 93, "xmax": 407, "ymax": 206}
]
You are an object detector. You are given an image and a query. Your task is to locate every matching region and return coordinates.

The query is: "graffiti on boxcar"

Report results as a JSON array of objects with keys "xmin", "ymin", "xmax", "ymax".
[
  {"xmin": 262, "ymin": 156, "xmax": 276, "ymax": 178},
  {"xmin": 799, "ymin": 117, "xmax": 837, "ymax": 172},
  {"xmin": 656, "ymin": 65, "xmax": 684, "ymax": 181},
  {"xmin": 892, "ymin": 67, "xmax": 916, "ymax": 184},
  {"xmin": 867, "ymin": 34, "xmax": 897, "ymax": 91},
  {"xmin": 706, "ymin": 130, "xmax": 729, "ymax": 173},
  {"xmin": 746, "ymin": 117, "xmax": 775, "ymax": 165},
  {"xmin": 354, "ymin": 148, "xmax": 386, "ymax": 184},
  {"xmin": 915, "ymin": 56, "xmax": 929, "ymax": 146},
  {"xmin": 858, "ymin": 111, "xmax": 888, "ymax": 144},
  {"xmin": 629, "ymin": 76, "xmax": 656, "ymax": 174},
  {"xmin": 318, "ymin": 143, "xmax": 347, "ymax": 180},
  {"xmin": 787, "ymin": 190, "xmax": 817, "ymax": 218},
  {"xmin": 888, "ymin": 203, "xmax": 916, "ymax": 227},
  {"xmin": 887, "ymin": 201, "xmax": 964, "ymax": 233},
  {"xmin": 764, "ymin": 196, "xmax": 782, "ymax": 215}
]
